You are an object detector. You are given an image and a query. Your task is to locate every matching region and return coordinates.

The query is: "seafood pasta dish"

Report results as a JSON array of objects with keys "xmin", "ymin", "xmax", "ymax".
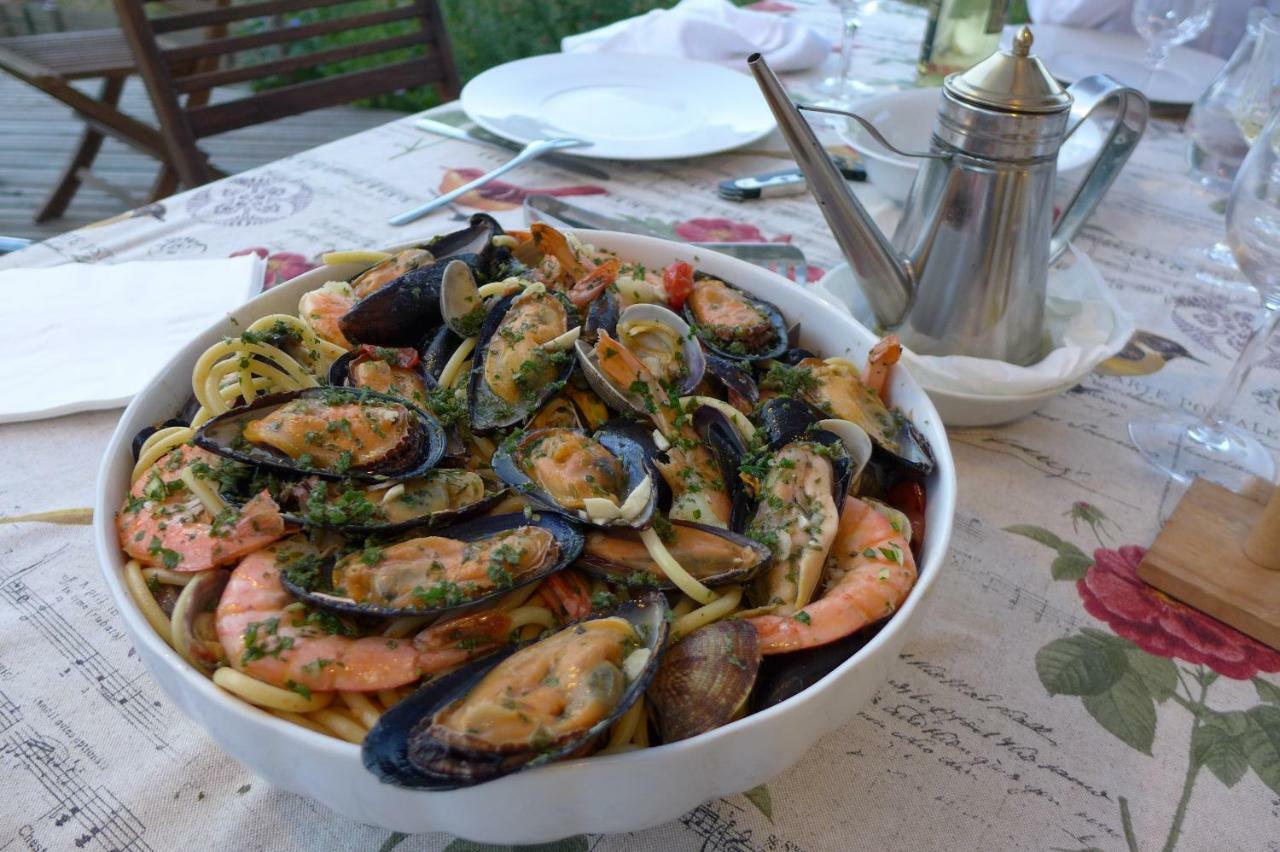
[{"xmin": 114, "ymin": 214, "xmax": 935, "ymax": 790}]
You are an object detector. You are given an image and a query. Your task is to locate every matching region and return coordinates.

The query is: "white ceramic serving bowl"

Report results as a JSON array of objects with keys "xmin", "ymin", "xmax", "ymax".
[
  {"xmin": 93, "ymin": 231, "xmax": 956, "ymax": 843},
  {"xmin": 841, "ymin": 87, "xmax": 1105, "ymax": 203}
]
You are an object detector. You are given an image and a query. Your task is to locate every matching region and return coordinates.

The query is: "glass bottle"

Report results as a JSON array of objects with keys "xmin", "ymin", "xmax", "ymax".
[
  {"xmin": 916, "ymin": 0, "xmax": 1009, "ymax": 85},
  {"xmin": 1186, "ymin": 8, "xmax": 1273, "ymax": 194}
]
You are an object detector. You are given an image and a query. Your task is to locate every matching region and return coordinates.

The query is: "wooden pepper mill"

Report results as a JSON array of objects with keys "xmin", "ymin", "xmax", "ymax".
[{"xmin": 1138, "ymin": 478, "xmax": 1280, "ymax": 651}]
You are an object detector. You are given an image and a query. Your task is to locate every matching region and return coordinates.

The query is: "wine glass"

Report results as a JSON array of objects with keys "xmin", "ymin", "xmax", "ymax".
[
  {"xmin": 1130, "ymin": 0, "xmax": 1216, "ymax": 95},
  {"xmin": 1128, "ymin": 100, "xmax": 1280, "ymax": 490},
  {"xmin": 816, "ymin": 0, "xmax": 878, "ymax": 107}
]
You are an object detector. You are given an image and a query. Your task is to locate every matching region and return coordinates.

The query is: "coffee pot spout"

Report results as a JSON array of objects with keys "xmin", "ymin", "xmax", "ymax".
[{"xmin": 747, "ymin": 54, "xmax": 913, "ymax": 326}]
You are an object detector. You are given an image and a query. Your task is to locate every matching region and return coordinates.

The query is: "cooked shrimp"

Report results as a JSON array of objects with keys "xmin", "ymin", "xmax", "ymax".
[
  {"xmin": 540, "ymin": 569, "xmax": 593, "ymax": 622},
  {"xmin": 299, "ymin": 283, "xmax": 355, "ymax": 349},
  {"xmin": 217, "ymin": 544, "xmax": 424, "ymax": 692},
  {"xmin": 747, "ymin": 496, "xmax": 916, "ymax": 654},
  {"xmin": 566, "ymin": 258, "xmax": 619, "ymax": 308},
  {"xmin": 529, "ymin": 222, "xmax": 587, "ymax": 285},
  {"xmin": 117, "ymin": 445, "xmax": 287, "ymax": 572},
  {"xmin": 593, "ymin": 331, "xmax": 732, "ymax": 527},
  {"xmin": 865, "ymin": 335, "xmax": 902, "ymax": 400}
]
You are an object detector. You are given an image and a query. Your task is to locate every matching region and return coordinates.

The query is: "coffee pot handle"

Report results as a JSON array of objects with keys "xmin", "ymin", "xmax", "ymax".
[{"xmin": 1050, "ymin": 75, "xmax": 1150, "ymax": 263}]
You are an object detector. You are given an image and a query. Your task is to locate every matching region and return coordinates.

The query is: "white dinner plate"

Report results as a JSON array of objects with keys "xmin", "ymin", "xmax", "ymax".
[
  {"xmin": 1006, "ymin": 24, "xmax": 1223, "ymax": 106},
  {"xmin": 460, "ymin": 53, "xmax": 776, "ymax": 160}
]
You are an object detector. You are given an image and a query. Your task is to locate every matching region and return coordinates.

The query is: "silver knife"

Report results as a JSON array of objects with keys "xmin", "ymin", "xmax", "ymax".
[
  {"xmin": 414, "ymin": 117, "xmax": 610, "ymax": 181},
  {"xmin": 523, "ymin": 195, "xmax": 808, "ymax": 283}
]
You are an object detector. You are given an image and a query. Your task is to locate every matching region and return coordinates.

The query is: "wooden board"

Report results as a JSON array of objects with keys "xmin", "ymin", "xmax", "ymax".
[{"xmin": 1138, "ymin": 478, "xmax": 1280, "ymax": 651}]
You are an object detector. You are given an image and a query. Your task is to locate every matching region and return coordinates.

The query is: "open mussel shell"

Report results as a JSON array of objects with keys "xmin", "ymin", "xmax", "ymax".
[
  {"xmin": 683, "ymin": 273, "xmax": 788, "ymax": 361},
  {"xmin": 279, "ymin": 511, "xmax": 584, "ymax": 618},
  {"xmin": 194, "ymin": 387, "xmax": 445, "ymax": 482},
  {"xmin": 363, "ymin": 591, "xmax": 669, "ymax": 790},
  {"xmin": 491, "ymin": 423, "xmax": 657, "ymax": 529},
  {"xmin": 339, "ymin": 214, "xmax": 504, "ymax": 346},
  {"xmin": 577, "ymin": 520, "xmax": 770, "ymax": 589},
  {"xmin": 693, "ymin": 405, "xmax": 754, "ymax": 532},
  {"xmin": 648, "ymin": 619, "xmax": 761, "ymax": 743},
  {"xmin": 704, "ymin": 354, "xmax": 759, "ymax": 409},
  {"xmin": 170, "ymin": 569, "xmax": 229, "ymax": 674},
  {"xmin": 467, "ymin": 289, "xmax": 579, "ymax": 433},
  {"xmin": 282, "ymin": 468, "xmax": 508, "ymax": 535},
  {"xmin": 327, "ymin": 343, "xmax": 433, "ymax": 408},
  {"xmin": 757, "ymin": 398, "xmax": 854, "ymax": 500}
]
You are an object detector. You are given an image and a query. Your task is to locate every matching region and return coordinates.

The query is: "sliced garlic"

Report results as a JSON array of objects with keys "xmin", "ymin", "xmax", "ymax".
[{"xmin": 539, "ymin": 325, "xmax": 581, "ymax": 353}]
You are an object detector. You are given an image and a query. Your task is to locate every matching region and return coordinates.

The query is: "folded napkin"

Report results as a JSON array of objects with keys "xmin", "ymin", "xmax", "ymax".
[
  {"xmin": 813, "ymin": 246, "xmax": 1135, "ymax": 396},
  {"xmin": 0, "ymin": 255, "xmax": 265, "ymax": 423},
  {"xmin": 562, "ymin": 0, "xmax": 831, "ymax": 72}
]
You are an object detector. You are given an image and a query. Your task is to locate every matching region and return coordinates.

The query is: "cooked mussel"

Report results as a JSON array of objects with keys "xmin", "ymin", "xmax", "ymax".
[
  {"xmin": 328, "ymin": 344, "xmax": 430, "ymax": 408},
  {"xmin": 648, "ymin": 619, "xmax": 760, "ymax": 742},
  {"xmin": 131, "ymin": 417, "xmax": 188, "ymax": 460},
  {"xmin": 279, "ymin": 512, "xmax": 583, "ymax": 618},
  {"xmin": 438, "ymin": 259, "xmax": 490, "ymax": 338},
  {"xmin": 467, "ymin": 286, "xmax": 579, "ymax": 432},
  {"xmin": 194, "ymin": 387, "xmax": 445, "ymax": 481},
  {"xmin": 704, "ymin": 354, "xmax": 759, "ymax": 412},
  {"xmin": 363, "ymin": 591, "xmax": 668, "ymax": 789},
  {"xmin": 281, "ymin": 468, "xmax": 507, "ymax": 534},
  {"xmin": 339, "ymin": 215, "xmax": 505, "ymax": 346},
  {"xmin": 492, "ymin": 423, "xmax": 656, "ymax": 528},
  {"xmin": 764, "ymin": 357, "xmax": 934, "ymax": 474},
  {"xmin": 750, "ymin": 622, "xmax": 884, "ymax": 712},
  {"xmin": 693, "ymin": 405, "xmax": 754, "ymax": 532},
  {"xmin": 683, "ymin": 273, "xmax": 787, "ymax": 361},
  {"xmin": 577, "ymin": 520, "xmax": 769, "ymax": 588},
  {"xmin": 349, "ymin": 248, "xmax": 435, "ymax": 300}
]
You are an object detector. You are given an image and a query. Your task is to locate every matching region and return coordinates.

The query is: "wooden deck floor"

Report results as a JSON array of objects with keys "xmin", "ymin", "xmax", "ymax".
[{"xmin": 1, "ymin": 74, "xmax": 407, "ymax": 242}]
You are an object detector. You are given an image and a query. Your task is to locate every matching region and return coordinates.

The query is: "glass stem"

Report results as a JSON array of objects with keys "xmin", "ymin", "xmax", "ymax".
[
  {"xmin": 1197, "ymin": 303, "xmax": 1280, "ymax": 430},
  {"xmin": 838, "ymin": 15, "xmax": 860, "ymax": 93},
  {"xmin": 1140, "ymin": 41, "xmax": 1170, "ymax": 90}
]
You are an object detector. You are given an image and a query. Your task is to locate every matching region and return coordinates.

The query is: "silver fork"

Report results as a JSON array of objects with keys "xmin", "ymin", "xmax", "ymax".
[{"xmin": 523, "ymin": 195, "xmax": 808, "ymax": 283}]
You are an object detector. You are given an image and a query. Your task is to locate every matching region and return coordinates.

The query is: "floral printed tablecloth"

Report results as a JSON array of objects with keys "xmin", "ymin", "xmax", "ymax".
[{"xmin": 2, "ymin": 3, "xmax": 1279, "ymax": 851}]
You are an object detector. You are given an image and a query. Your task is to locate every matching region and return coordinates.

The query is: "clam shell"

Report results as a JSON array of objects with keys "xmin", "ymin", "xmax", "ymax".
[
  {"xmin": 170, "ymin": 569, "xmax": 229, "ymax": 673},
  {"xmin": 648, "ymin": 619, "xmax": 760, "ymax": 743}
]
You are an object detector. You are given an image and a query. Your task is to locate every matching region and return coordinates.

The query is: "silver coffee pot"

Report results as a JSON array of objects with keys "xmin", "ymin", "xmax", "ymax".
[{"xmin": 750, "ymin": 27, "xmax": 1149, "ymax": 365}]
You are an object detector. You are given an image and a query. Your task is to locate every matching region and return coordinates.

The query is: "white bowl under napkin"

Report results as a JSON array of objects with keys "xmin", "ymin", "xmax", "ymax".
[{"xmin": 813, "ymin": 246, "xmax": 1135, "ymax": 426}]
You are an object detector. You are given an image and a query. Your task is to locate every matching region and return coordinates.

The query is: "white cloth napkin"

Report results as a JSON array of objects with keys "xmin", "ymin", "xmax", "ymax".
[
  {"xmin": 813, "ymin": 246, "xmax": 1136, "ymax": 396},
  {"xmin": 0, "ymin": 255, "xmax": 265, "ymax": 423},
  {"xmin": 561, "ymin": 0, "xmax": 831, "ymax": 72}
]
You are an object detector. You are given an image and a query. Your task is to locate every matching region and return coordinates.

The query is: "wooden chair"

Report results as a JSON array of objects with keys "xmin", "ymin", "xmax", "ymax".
[
  {"xmin": 0, "ymin": 28, "xmax": 192, "ymax": 220},
  {"xmin": 112, "ymin": 0, "xmax": 460, "ymax": 187}
]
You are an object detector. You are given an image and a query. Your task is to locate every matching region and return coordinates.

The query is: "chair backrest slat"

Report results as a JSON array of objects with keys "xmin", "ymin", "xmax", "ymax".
[
  {"xmin": 169, "ymin": 28, "xmax": 420, "ymax": 92},
  {"xmin": 149, "ymin": 0, "xmax": 353, "ymax": 34},
  {"xmin": 185, "ymin": 56, "xmax": 440, "ymax": 136},
  {"xmin": 161, "ymin": 2, "xmax": 419, "ymax": 65},
  {"xmin": 113, "ymin": 0, "xmax": 459, "ymax": 187}
]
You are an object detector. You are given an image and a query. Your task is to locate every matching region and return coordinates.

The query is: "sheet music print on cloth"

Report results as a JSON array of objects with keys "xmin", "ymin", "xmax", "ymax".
[{"xmin": 2, "ymin": 2, "xmax": 1279, "ymax": 850}]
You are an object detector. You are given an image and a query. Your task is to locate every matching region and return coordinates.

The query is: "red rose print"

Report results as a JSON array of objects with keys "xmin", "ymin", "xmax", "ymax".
[
  {"xmin": 438, "ymin": 168, "xmax": 607, "ymax": 212},
  {"xmin": 1078, "ymin": 545, "xmax": 1280, "ymax": 679},
  {"xmin": 674, "ymin": 218, "xmax": 770, "ymax": 243},
  {"xmin": 230, "ymin": 247, "xmax": 317, "ymax": 289}
]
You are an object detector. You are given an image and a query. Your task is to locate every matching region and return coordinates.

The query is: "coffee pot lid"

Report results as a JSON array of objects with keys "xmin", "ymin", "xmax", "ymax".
[{"xmin": 945, "ymin": 26, "xmax": 1072, "ymax": 113}]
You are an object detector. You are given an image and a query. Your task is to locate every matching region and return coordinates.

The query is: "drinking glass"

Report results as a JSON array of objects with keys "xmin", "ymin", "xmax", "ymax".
[
  {"xmin": 1128, "ymin": 102, "xmax": 1280, "ymax": 489},
  {"xmin": 1130, "ymin": 0, "xmax": 1216, "ymax": 94},
  {"xmin": 816, "ymin": 0, "xmax": 878, "ymax": 107}
]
